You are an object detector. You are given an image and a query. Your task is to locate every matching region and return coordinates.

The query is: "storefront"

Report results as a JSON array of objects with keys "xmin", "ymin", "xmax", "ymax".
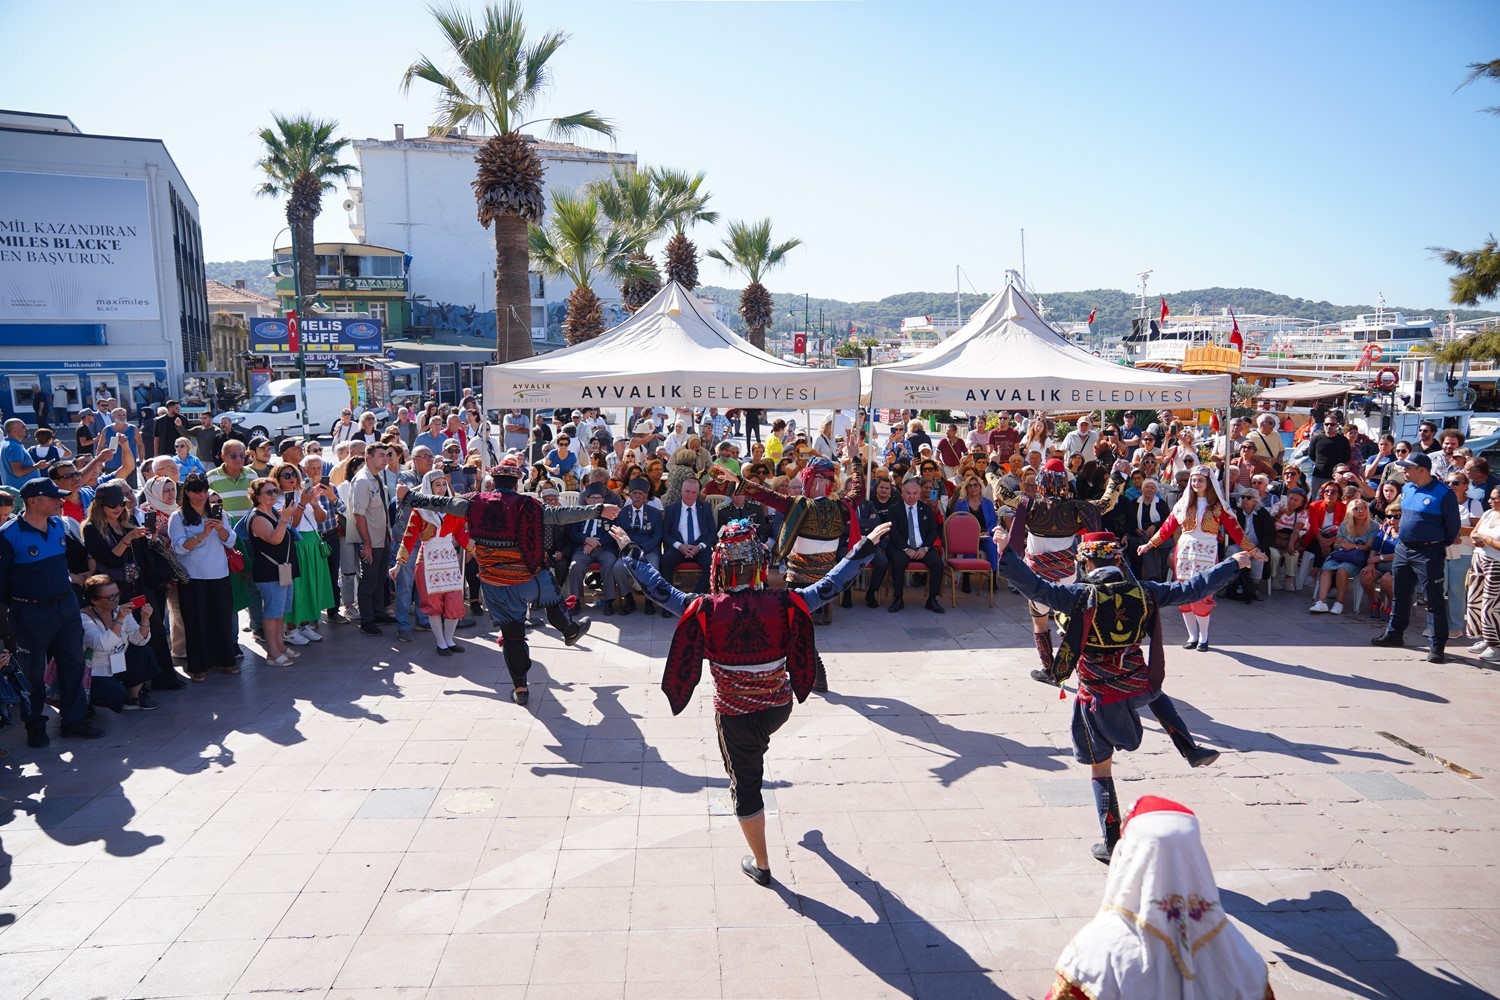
[{"xmin": 0, "ymin": 358, "xmax": 169, "ymax": 425}]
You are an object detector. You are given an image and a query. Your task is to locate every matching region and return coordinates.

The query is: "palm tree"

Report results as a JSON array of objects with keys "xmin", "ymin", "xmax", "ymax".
[
  {"xmin": 706, "ymin": 219, "xmax": 801, "ymax": 350},
  {"xmin": 253, "ymin": 114, "xmax": 357, "ymax": 313},
  {"xmin": 652, "ymin": 167, "xmax": 718, "ymax": 291},
  {"xmin": 528, "ymin": 190, "xmax": 649, "ymax": 344},
  {"xmin": 589, "ymin": 168, "xmax": 666, "ymax": 312},
  {"xmin": 402, "ymin": 1, "xmax": 614, "ymax": 362},
  {"xmin": 1430, "ymin": 59, "xmax": 1500, "ymax": 305}
]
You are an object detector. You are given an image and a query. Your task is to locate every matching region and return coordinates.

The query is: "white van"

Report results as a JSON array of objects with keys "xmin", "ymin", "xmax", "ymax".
[{"xmin": 220, "ymin": 378, "xmax": 354, "ymax": 441}]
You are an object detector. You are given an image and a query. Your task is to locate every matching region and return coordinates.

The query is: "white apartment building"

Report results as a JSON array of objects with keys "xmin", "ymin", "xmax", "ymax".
[{"xmin": 347, "ymin": 126, "xmax": 636, "ymax": 349}]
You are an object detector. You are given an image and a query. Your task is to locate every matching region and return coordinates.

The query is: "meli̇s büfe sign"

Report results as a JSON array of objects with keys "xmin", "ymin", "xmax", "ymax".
[{"xmin": 0, "ymin": 171, "xmax": 160, "ymax": 321}]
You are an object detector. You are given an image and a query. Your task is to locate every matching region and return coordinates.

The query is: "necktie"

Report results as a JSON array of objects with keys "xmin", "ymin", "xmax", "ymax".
[
  {"xmin": 909, "ymin": 505, "xmax": 921, "ymax": 547},
  {"xmin": 685, "ymin": 505, "xmax": 696, "ymax": 545},
  {"xmin": 634, "ymin": 507, "xmax": 642, "ymax": 531}
]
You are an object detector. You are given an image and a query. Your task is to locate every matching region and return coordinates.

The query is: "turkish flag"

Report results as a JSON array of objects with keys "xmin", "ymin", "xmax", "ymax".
[
  {"xmin": 1229, "ymin": 309, "xmax": 1243, "ymax": 352},
  {"xmin": 286, "ymin": 309, "xmax": 299, "ymax": 353},
  {"xmin": 1159, "ymin": 296, "xmax": 1169, "ymax": 322},
  {"xmin": 1087, "ymin": 308, "xmax": 1096, "ymax": 326},
  {"xmin": 793, "ymin": 333, "xmax": 807, "ymax": 354}
]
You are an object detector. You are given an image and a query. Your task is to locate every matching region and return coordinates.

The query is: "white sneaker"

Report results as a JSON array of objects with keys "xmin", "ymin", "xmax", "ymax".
[
  {"xmin": 1309, "ymin": 601, "xmax": 1329, "ymax": 614},
  {"xmin": 299, "ymin": 626, "xmax": 324, "ymax": 642},
  {"xmin": 1330, "ymin": 602, "xmax": 1344, "ymax": 615},
  {"xmin": 284, "ymin": 629, "xmax": 310, "ymax": 646},
  {"xmin": 1483, "ymin": 647, "xmax": 1500, "ymax": 662},
  {"xmin": 1469, "ymin": 640, "xmax": 1491, "ymax": 654}
]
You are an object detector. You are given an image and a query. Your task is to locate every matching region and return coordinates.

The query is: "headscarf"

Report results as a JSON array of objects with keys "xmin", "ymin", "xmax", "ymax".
[
  {"xmin": 1051, "ymin": 797, "xmax": 1271, "ymax": 1000},
  {"xmin": 1174, "ymin": 467, "xmax": 1228, "ymax": 532},
  {"xmin": 710, "ymin": 518, "xmax": 769, "ymax": 594},
  {"xmin": 798, "ymin": 456, "xmax": 837, "ymax": 494},
  {"xmin": 418, "ymin": 468, "xmax": 450, "ymax": 526},
  {"xmin": 141, "ymin": 476, "xmax": 177, "ymax": 517}
]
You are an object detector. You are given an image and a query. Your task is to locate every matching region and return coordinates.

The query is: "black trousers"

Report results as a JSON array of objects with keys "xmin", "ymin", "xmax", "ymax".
[
  {"xmin": 1388, "ymin": 540, "xmax": 1447, "ymax": 651},
  {"xmin": 890, "ymin": 546, "xmax": 944, "ymax": 599},
  {"xmin": 863, "ymin": 544, "xmax": 891, "ymax": 594},
  {"xmin": 322, "ymin": 532, "xmax": 341, "ymax": 614},
  {"xmin": 179, "ymin": 576, "xmax": 237, "ymax": 673},
  {"xmin": 358, "ymin": 546, "xmax": 388, "ymax": 624},
  {"xmin": 12, "ymin": 594, "xmax": 86, "ymax": 726},
  {"xmin": 662, "ymin": 545, "xmax": 712, "ymax": 594},
  {"xmin": 715, "ymin": 701, "xmax": 792, "ymax": 818}
]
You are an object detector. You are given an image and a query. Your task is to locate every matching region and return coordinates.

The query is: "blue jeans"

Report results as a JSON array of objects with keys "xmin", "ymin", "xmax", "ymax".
[
  {"xmin": 1446, "ymin": 556, "xmax": 1468, "ymax": 633},
  {"xmin": 1388, "ymin": 541, "xmax": 1446, "ymax": 651},
  {"xmin": 392, "ymin": 546, "xmax": 430, "ymax": 630}
]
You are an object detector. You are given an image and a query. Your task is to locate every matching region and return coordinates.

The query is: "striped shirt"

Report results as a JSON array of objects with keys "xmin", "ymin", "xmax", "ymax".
[{"xmin": 207, "ymin": 465, "xmax": 255, "ymax": 518}]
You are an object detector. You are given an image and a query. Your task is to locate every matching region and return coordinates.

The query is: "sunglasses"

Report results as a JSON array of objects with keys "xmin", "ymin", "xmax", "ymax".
[
  {"xmin": 260, "ymin": 488, "xmax": 281, "ymax": 498},
  {"xmin": 278, "ymin": 471, "xmax": 299, "ymax": 479},
  {"xmin": 1395, "ymin": 449, "xmax": 1410, "ymax": 455}
]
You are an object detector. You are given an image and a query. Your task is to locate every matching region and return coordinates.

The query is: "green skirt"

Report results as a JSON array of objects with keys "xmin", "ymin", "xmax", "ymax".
[{"xmin": 289, "ymin": 531, "xmax": 335, "ymax": 626}]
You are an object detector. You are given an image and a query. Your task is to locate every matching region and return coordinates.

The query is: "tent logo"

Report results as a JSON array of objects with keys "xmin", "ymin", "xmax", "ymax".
[
  {"xmin": 902, "ymin": 385, "xmax": 940, "ymax": 402},
  {"xmin": 511, "ymin": 384, "xmax": 552, "ymax": 402}
]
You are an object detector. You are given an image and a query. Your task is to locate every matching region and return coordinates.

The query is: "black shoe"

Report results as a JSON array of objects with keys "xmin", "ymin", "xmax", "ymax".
[
  {"xmin": 26, "ymin": 723, "xmax": 49, "ymax": 749},
  {"xmin": 925, "ymin": 598, "xmax": 946, "ymax": 615},
  {"xmin": 1030, "ymin": 668, "xmax": 1058, "ymax": 686},
  {"xmin": 643, "ymin": 600, "xmax": 657, "ymax": 617},
  {"xmin": 620, "ymin": 595, "xmax": 636, "ymax": 616},
  {"xmin": 1091, "ymin": 842, "xmax": 1114, "ymax": 865},
  {"xmin": 449, "ymin": 642, "xmax": 466, "ymax": 654},
  {"xmin": 60, "ymin": 721, "xmax": 105, "ymax": 740},
  {"xmin": 865, "ymin": 591, "xmax": 879, "ymax": 609},
  {"xmin": 125, "ymin": 691, "xmax": 159, "ymax": 711},
  {"xmin": 512, "ymin": 687, "xmax": 529, "ymax": 706},
  {"xmin": 1182, "ymin": 639, "xmax": 1198, "ymax": 649},
  {"xmin": 1428, "ymin": 650, "xmax": 1448, "ymax": 664},
  {"xmin": 436, "ymin": 645, "xmax": 452, "ymax": 657},
  {"xmin": 563, "ymin": 619, "xmax": 590, "ymax": 647},
  {"xmin": 1186, "ymin": 746, "xmax": 1220, "ymax": 768},
  {"xmin": 1371, "ymin": 633, "xmax": 1405, "ymax": 648},
  {"xmin": 359, "ymin": 623, "xmax": 382, "ymax": 636},
  {"xmin": 888, "ymin": 598, "xmax": 904, "ymax": 613},
  {"xmin": 374, "ymin": 614, "xmax": 398, "ymax": 625},
  {"xmin": 840, "ymin": 591, "xmax": 853, "ymax": 609},
  {"xmin": 740, "ymin": 855, "xmax": 772, "ymax": 887},
  {"xmin": 600, "ymin": 601, "xmax": 614, "ymax": 616},
  {"xmin": 470, "ymin": 602, "xmax": 483, "ymax": 617},
  {"xmin": 1196, "ymin": 641, "xmax": 1210, "ymax": 652}
]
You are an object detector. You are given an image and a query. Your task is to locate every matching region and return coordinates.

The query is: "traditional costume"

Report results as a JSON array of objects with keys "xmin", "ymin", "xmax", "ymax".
[
  {"xmin": 1001, "ymin": 532, "xmax": 1237, "ymax": 862},
  {"xmin": 619, "ymin": 518, "xmax": 880, "ymax": 885},
  {"xmin": 400, "ymin": 455, "xmax": 599, "ymax": 704},
  {"xmin": 999, "ymin": 457, "xmax": 1124, "ymax": 677},
  {"xmin": 394, "ymin": 469, "xmax": 474, "ymax": 655},
  {"xmin": 738, "ymin": 457, "xmax": 862, "ymax": 631},
  {"xmin": 1143, "ymin": 470, "xmax": 1259, "ymax": 651},
  {"xmin": 1046, "ymin": 796, "xmax": 1275, "ymax": 1000}
]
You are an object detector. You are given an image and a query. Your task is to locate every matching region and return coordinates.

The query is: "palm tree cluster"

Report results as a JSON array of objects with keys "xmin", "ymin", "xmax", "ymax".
[{"xmin": 255, "ymin": 1, "xmax": 803, "ymax": 357}]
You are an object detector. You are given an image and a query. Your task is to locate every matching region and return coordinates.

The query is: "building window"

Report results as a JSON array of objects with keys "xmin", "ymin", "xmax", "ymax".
[
  {"xmin": 332, "ymin": 300, "xmax": 354, "ymax": 314},
  {"xmin": 368, "ymin": 301, "xmax": 387, "ymax": 322},
  {"xmin": 529, "ymin": 272, "xmax": 544, "ymax": 299},
  {"xmin": 367, "ymin": 255, "xmax": 403, "ymax": 277}
]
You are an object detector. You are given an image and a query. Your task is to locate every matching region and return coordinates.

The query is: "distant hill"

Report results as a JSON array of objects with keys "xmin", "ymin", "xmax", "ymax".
[{"xmin": 206, "ymin": 260, "xmax": 1497, "ymax": 339}]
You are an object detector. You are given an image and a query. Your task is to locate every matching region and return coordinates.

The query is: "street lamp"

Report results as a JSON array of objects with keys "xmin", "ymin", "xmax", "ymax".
[{"xmin": 268, "ymin": 225, "xmax": 311, "ymax": 442}]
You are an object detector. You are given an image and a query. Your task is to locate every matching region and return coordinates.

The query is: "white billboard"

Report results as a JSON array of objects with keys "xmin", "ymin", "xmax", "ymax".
[{"xmin": 0, "ymin": 170, "xmax": 160, "ymax": 321}]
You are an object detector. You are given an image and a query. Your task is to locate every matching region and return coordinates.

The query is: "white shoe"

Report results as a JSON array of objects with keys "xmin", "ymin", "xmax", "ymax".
[
  {"xmin": 1483, "ymin": 647, "xmax": 1500, "ymax": 662},
  {"xmin": 299, "ymin": 626, "xmax": 324, "ymax": 642},
  {"xmin": 1330, "ymin": 602, "xmax": 1344, "ymax": 616},
  {"xmin": 284, "ymin": 629, "xmax": 310, "ymax": 646},
  {"xmin": 282, "ymin": 647, "xmax": 301, "ymax": 659},
  {"xmin": 1469, "ymin": 640, "xmax": 1491, "ymax": 654},
  {"xmin": 1309, "ymin": 601, "xmax": 1329, "ymax": 614},
  {"xmin": 269, "ymin": 654, "xmax": 295, "ymax": 666}
]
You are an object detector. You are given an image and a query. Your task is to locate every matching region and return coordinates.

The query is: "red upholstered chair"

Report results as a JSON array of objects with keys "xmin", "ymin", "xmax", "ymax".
[{"xmin": 942, "ymin": 512, "xmax": 995, "ymax": 607}]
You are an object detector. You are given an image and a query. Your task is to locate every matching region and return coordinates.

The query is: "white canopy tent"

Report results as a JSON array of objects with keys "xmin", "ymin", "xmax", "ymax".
[
  {"xmin": 869, "ymin": 282, "xmax": 1232, "ymax": 413},
  {"xmin": 483, "ymin": 282, "xmax": 861, "ymax": 413}
]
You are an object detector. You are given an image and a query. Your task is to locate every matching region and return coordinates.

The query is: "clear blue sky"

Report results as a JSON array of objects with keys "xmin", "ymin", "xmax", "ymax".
[{"xmin": 5, "ymin": 0, "xmax": 1497, "ymax": 311}]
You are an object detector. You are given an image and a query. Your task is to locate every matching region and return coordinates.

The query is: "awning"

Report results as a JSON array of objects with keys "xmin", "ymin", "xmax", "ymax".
[{"xmin": 1255, "ymin": 380, "xmax": 1359, "ymax": 402}]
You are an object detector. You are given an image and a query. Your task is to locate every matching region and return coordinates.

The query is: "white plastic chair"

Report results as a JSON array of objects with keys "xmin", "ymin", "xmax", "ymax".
[{"xmin": 559, "ymin": 490, "xmax": 580, "ymax": 507}]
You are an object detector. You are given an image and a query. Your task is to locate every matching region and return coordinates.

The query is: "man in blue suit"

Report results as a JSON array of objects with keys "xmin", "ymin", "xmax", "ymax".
[
  {"xmin": 662, "ymin": 476, "xmax": 716, "ymax": 594},
  {"xmin": 611, "ymin": 476, "xmax": 664, "ymax": 615},
  {"xmin": 566, "ymin": 482, "xmax": 621, "ymax": 612}
]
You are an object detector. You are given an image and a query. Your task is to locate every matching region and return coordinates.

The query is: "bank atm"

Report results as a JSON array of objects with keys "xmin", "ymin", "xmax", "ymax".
[
  {"xmin": 8, "ymin": 374, "xmax": 40, "ymax": 418},
  {"xmin": 49, "ymin": 375, "xmax": 80, "ymax": 418}
]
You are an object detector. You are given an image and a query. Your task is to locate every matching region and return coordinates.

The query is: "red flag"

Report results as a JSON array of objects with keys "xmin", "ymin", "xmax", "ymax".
[
  {"xmin": 1229, "ymin": 308, "xmax": 1243, "ymax": 352},
  {"xmin": 286, "ymin": 309, "xmax": 299, "ymax": 353},
  {"xmin": 1159, "ymin": 296, "xmax": 1169, "ymax": 322},
  {"xmin": 1087, "ymin": 307, "xmax": 1096, "ymax": 326}
]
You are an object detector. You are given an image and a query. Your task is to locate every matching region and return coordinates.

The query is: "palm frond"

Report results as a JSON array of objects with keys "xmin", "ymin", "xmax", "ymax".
[
  {"xmin": 1457, "ymin": 59, "xmax": 1500, "ymax": 92},
  {"xmin": 708, "ymin": 218, "xmax": 800, "ymax": 284},
  {"xmin": 253, "ymin": 113, "xmax": 358, "ymax": 201},
  {"xmin": 1428, "ymin": 235, "xmax": 1500, "ymax": 306}
]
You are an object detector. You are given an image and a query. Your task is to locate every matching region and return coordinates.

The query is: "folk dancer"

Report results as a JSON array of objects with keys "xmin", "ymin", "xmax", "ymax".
[
  {"xmin": 997, "ymin": 457, "xmax": 1125, "ymax": 681},
  {"xmin": 400, "ymin": 455, "xmax": 616, "ymax": 705},
  {"xmin": 994, "ymin": 527, "xmax": 1260, "ymax": 863},
  {"xmin": 391, "ymin": 468, "xmax": 476, "ymax": 657},
  {"xmin": 1139, "ymin": 466, "xmax": 1262, "ymax": 652},
  {"xmin": 611, "ymin": 519, "xmax": 891, "ymax": 887},
  {"xmin": 737, "ymin": 456, "xmax": 863, "ymax": 637}
]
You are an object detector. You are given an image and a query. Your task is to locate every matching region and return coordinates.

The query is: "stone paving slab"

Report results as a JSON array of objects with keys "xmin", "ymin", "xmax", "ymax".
[{"xmin": 2, "ymin": 587, "xmax": 1498, "ymax": 999}]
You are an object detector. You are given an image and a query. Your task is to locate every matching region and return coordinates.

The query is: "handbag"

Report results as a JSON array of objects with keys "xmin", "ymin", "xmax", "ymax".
[{"xmin": 225, "ymin": 545, "xmax": 245, "ymax": 573}]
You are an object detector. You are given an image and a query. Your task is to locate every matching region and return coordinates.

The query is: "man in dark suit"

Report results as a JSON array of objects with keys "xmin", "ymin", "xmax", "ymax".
[
  {"xmin": 1229, "ymin": 487, "xmax": 1276, "ymax": 602},
  {"xmin": 888, "ymin": 477, "xmax": 945, "ymax": 614},
  {"xmin": 566, "ymin": 483, "xmax": 620, "ymax": 611},
  {"xmin": 611, "ymin": 477, "xmax": 664, "ymax": 614},
  {"xmin": 662, "ymin": 476, "xmax": 715, "ymax": 594},
  {"xmin": 715, "ymin": 487, "xmax": 769, "ymax": 541}
]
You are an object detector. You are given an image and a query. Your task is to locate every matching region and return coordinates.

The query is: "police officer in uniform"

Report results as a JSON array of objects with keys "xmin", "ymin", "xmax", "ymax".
[
  {"xmin": 1372, "ymin": 451, "xmax": 1461, "ymax": 663},
  {"xmin": 1, "ymin": 478, "xmax": 99, "ymax": 746}
]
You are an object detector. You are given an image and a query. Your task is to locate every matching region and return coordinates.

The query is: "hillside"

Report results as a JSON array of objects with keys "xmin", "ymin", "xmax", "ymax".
[{"xmin": 205, "ymin": 259, "xmax": 1497, "ymax": 340}]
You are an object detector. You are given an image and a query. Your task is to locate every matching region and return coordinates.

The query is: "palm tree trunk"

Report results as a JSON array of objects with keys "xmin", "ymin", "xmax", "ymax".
[
  {"xmin": 494, "ymin": 214, "xmax": 534, "ymax": 362},
  {"xmin": 288, "ymin": 175, "xmax": 323, "ymax": 317},
  {"xmin": 748, "ymin": 325, "xmax": 766, "ymax": 351}
]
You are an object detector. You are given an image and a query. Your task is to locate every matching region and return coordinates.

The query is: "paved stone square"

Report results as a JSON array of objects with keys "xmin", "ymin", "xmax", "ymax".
[{"xmin": 2, "ymin": 587, "xmax": 1498, "ymax": 999}]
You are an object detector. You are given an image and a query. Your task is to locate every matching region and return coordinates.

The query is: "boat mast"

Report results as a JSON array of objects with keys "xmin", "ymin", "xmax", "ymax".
[
  {"xmin": 1137, "ymin": 269, "xmax": 1153, "ymax": 341},
  {"xmin": 956, "ymin": 264, "xmax": 962, "ymax": 327}
]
